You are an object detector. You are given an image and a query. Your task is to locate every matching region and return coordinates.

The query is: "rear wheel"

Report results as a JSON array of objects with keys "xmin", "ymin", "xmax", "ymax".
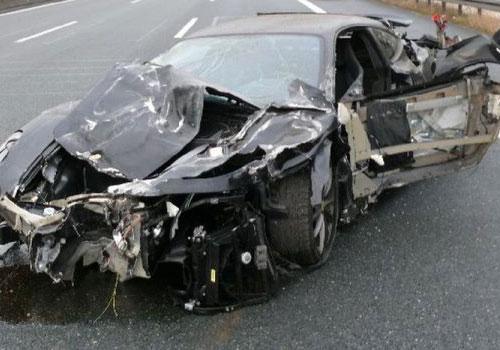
[{"xmin": 268, "ymin": 163, "xmax": 339, "ymax": 267}]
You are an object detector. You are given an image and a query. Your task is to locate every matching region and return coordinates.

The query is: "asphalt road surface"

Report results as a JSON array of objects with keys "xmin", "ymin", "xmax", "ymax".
[{"xmin": 1, "ymin": 0, "xmax": 500, "ymax": 349}]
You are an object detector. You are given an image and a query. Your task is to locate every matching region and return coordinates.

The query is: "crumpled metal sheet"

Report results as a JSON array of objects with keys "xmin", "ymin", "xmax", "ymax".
[
  {"xmin": 278, "ymin": 79, "xmax": 333, "ymax": 110},
  {"xmin": 434, "ymin": 35, "xmax": 500, "ymax": 78},
  {"xmin": 54, "ymin": 63, "xmax": 207, "ymax": 180},
  {"xmin": 108, "ymin": 106, "xmax": 337, "ymax": 196},
  {"xmin": 391, "ymin": 50, "xmax": 423, "ymax": 79},
  {"xmin": 0, "ymin": 193, "xmax": 153, "ymax": 282},
  {"xmin": 389, "ymin": 39, "xmax": 435, "ymax": 85},
  {"xmin": 53, "ymin": 63, "xmax": 327, "ymax": 181}
]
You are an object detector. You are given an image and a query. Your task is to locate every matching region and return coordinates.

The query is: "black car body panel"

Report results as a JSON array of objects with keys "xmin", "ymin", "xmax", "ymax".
[
  {"xmin": 434, "ymin": 34, "xmax": 500, "ymax": 78},
  {"xmin": 0, "ymin": 102, "xmax": 78, "ymax": 197}
]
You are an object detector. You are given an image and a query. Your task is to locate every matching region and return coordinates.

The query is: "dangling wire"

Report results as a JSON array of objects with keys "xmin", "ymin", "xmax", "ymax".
[{"xmin": 93, "ymin": 273, "xmax": 119, "ymax": 323}]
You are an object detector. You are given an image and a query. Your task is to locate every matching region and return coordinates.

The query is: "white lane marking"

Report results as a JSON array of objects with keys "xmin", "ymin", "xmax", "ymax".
[
  {"xmin": 174, "ymin": 17, "xmax": 198, "ymax": 39},
  {"xmin": 0, "ymin": 0, "xmax": 76, "ymax": 17},
  {"xmin": 131, "ymin": 0, "xmax": 143, "ymax": 3},
  {"xmin": 296, "ymin": 0, "xmax": 326, "ymax": 14},
  {"xmin": 15, "ymin": 21, "xmax": 78, "ymax": 43}
]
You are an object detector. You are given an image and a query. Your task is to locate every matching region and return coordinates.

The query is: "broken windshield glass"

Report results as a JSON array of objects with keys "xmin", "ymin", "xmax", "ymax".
[{"xmin": 152, "ymin": 34, "xmax": 323, "ymax": 106}]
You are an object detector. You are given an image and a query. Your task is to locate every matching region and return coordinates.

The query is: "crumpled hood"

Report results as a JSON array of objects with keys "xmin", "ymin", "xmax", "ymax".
[
  {"xmin": 54, "ymin": 64, "xmax": 213, "ymax": 180},
  {"xmin": 53, "ymin": 63, "xmax": 332, "ymax": 181}
]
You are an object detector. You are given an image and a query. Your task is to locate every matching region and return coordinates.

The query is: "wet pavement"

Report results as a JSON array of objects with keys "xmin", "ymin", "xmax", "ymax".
[{"xmin": 0, "ymin": 267, "xmax": 180, "ymax": 325}]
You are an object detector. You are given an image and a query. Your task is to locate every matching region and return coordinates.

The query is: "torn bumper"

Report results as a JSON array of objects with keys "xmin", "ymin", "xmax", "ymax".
[{"xmin": 0, "ymin": 192, "xmax": 276, "ymax": 312}]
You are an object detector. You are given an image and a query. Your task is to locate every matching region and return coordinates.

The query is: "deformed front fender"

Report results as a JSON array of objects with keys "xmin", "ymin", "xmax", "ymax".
[
  {"xmin": 108, "ymin": 106, "xmax": 341, "ymax": 197},
  {"xmin": 0, "ymin": 101, "xmax": 79, "ymax": 196}
]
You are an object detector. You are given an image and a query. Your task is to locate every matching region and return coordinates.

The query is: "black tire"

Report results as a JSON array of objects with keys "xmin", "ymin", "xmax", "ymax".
[{"xmin": 268, "ymin": 164, "xmax": 339, "ymax": 267}]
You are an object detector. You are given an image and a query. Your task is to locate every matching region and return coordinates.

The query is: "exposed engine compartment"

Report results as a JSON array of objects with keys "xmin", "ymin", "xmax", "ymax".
[
  {"xmin": 0, "ymin": 164, "xmax": 276, "ymax": 312},
  {"xmin": 0, "ymin": 63, "xmax": 338, "ymax": 312}
]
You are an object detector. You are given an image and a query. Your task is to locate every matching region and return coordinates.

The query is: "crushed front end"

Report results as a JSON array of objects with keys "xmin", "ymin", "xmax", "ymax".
[
  {"xmin": 0, "ymin": 187, "xmax": 275, "ymax": 312},
  {"xmin": 0, "ymin": 63, "xmax": 337, "ymax": 312}
]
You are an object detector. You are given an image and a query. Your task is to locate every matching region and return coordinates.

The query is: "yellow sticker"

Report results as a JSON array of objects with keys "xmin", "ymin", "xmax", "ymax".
[{"xmin": 210, "ymin": 269, "xmax": 216, "ymax": 283}]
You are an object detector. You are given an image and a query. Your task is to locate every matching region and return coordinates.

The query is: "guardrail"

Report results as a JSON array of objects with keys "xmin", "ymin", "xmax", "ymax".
[{"xmin": 416, "ymin": 0, "xmax": 500, "ymax": 14}]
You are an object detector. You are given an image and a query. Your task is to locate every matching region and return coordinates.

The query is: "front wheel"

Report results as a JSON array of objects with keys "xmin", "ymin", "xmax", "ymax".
[{"xmin": 268, "ymin": 161, "xmax": 339, "ymax": 267}]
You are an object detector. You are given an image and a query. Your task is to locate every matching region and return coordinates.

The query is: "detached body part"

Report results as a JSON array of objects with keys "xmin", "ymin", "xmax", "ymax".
[{"xmin": 1, "ymin": 14, "xmax": 500, "ymax": 312}]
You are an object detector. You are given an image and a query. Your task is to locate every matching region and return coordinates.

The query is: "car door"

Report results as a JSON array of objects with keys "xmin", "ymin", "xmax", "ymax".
[{"xmin": 337, "ymin": 27, "xmax": 500, "ymax": 200}]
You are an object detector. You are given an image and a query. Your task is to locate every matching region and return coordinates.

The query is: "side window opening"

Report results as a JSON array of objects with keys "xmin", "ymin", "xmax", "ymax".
[
  {"xmin": 335, "ymin": 27, "xmax": 396, "ymax": 101},
  {"xmin": 335, "ymin": 37, "xmax": 363, "ymax": 101},
  {"xmin": 351, "ymin": 30, "xmax": 391, "ymax": 96}
]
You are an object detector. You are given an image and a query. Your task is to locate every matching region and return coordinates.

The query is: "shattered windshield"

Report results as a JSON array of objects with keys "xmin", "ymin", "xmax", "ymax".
[{"xmin": 152, "ymin": 34, "xmax": 323, "ymax": 106}]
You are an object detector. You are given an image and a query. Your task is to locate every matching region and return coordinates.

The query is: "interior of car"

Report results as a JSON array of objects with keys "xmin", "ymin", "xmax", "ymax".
[{"xmin": 335, "ymin": 27, "xmax": 393, "ymax": 101}]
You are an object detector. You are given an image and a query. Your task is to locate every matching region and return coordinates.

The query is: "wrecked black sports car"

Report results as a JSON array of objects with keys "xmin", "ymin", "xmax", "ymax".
[{"xmin": 1, "ymin": 14, "xmax": 500, "ymax": 312}]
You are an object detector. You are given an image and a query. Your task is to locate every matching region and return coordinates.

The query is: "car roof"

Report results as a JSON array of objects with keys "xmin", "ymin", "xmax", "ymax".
[{"xmin": 189, "ymin": 13, "xmax": 383, "ymax": 38}]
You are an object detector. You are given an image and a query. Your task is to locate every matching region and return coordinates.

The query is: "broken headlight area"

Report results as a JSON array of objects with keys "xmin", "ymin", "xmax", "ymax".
[
  {"xmin": 0, "ymin": 131, "xmax": 22, "ymax": 163},
  {"xmin": 0, "ymin": 180, "xmax": 278, "ymax": 312}
]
